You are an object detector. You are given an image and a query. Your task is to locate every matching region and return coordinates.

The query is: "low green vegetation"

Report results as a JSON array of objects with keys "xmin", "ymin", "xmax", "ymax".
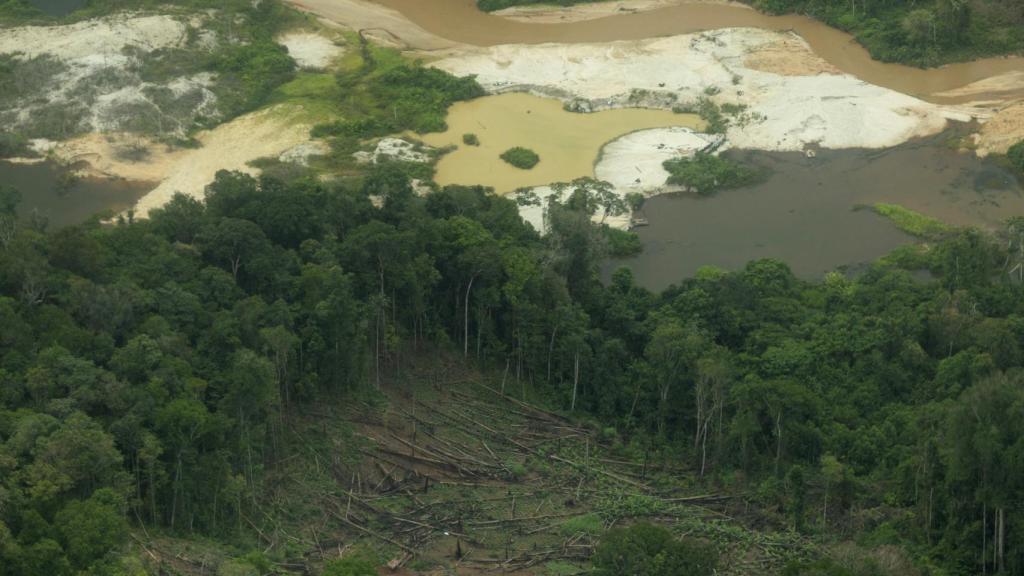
[
  {"xmin": 672, "ymin": 97, "xmax": 764, "ymax": 134},
  {"xmin": 1008, "ymin": 139, "xmax": 1024, "ymax": 173},
  {"xmin": 0, "ymin": 0, "xmax": 301, "ymax": 144},
  {"xmin": 500, "ymin": 146, "xmax": 541, "ymax": 169},
  {"xmin": 463, "ymin": 132, "xmax": 480, "ymax": 146},
  {"xmin": 311, "ymin": 41, "xmax": 484, "ymax": 141},
  {"xmin": 750, "ymin": 0, "xmax": 1024, "ymax": 67},
  {"xmin": 604, "ymin": 226, "xmax": 642, "ymax": 257},
  {"xmin": 560, "ymin": 513, "xmax": 604, "ymax": 536},
  {"xmin": 593, "ymin": 523, "xmax": 717, "ymax": 576},
  {"xmin": 663, "ymin": 152, "xmax": 763, "ymax": 195},
  {"xmin": 322, "ymin": 549, "xmax": 379, "ymax": 576},
  {"xmin": 872, "ymin": 203, "xmax": 952, "ymax": 238}
]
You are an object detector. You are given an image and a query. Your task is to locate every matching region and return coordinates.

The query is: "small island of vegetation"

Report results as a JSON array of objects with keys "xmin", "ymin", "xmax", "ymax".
[
  {"xmin": 462, "ymin": 133, "xmax": 480, "ymax": 146},
  {"xmin": 500, "ymin": 146, "xmax": 540, "ymax": 169},
  {"xmin": 663, "ymin": 152, "xmax": 762, "ymax": 195}
]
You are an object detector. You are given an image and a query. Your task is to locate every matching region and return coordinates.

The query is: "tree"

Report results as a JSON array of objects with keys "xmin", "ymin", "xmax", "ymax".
[
  {"xmin": 55, "ymin": 488, "xmax": 127, "ymax": 570},
  {"xmin": 644, "ymin": 318, "xmax": 706, "ymax": 435},
  {"xmin": 695, "ymin": 349, "xmax": 731, "ymax": 476},
  {"xmin": 820, "ymin": 453, "xmax": 844, "ymax": 529},
  {"xmin": 149, "ymin": 192, "xmax": 206, "ymax": 243},
  {"xmin": 903, "ymin": 9, "xmax": 937, "ymax": 47},
  {"xmin": 551, "ymin": 177, "xmax": 626, "ymax": 225},
  {"xmin": 0, "ymin": 185, "xmax": 19, "ymax": 250},
  {"xmin": 260, "ymin": 325, "xmax": 299, "ymax": 406},
  {"xmin": 197, "ymin": 218, "xmax": 272, "ymax": 282},
  {"xmin": 946, "ymin": 373, "xmax": 1024, "ymax": 574}
]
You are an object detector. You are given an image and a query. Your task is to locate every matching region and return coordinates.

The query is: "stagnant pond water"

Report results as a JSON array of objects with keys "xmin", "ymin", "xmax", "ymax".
[
  {"xmin": 26, "ymin": 0, "xmax": 86, "ymax": 16},
  {"xmin": 367, "ymin": 0, "xmax": 1024, "ymax": 102},
  {"xmin": 418, "ymin": 93, "xmax": 703, "ymax": 192},
  {"xmin": 0, "ymin": 161, "xmax": 150, "ymax": 228},
  {"xmin": 611, "ymin": 133, "xmax": 1024, "ymax": 288}
]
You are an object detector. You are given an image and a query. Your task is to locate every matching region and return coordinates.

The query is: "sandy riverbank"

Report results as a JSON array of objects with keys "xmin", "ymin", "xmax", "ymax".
[
  {"xmin": 288, "ymin": 0, "xmax": 456, "ymax": 49},
  {"xmin": 41, "ymin": 105, "xmax": 315, "ymax": 217},
  {"xmin": 492, "ymin": 0, "xmax": 747, "ymax": 24},
  {"xmin": 432, "ymin": 28, "xmax": 967, "ymax": 152}
]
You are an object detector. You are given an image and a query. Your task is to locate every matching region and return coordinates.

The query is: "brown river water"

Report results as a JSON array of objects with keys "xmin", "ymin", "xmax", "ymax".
[
  {"xmin": 611, "ymin": 131, "xmax": 1024, "ymax": 287},
  {"xmin": 0, "ymin": 161, "xmax": 149, "ymax": 228},
  {"xmin": 366, "ymin": 0, "xmax": 1024, "ymax": 101},
  {"xmin": 419, "ymin": 93, "xmax": 702, "ymax": 192}
]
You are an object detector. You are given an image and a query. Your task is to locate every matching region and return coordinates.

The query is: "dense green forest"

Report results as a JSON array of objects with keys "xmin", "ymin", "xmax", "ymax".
[
  {"xmin": 476, "ymin": 0, "xmax": 1024, "ymax": 66},
  {"xmin": 752, "ymin": 0, "xmax": 1024, "ymax": 66},
  {"xmin": 2, "ymin": 158, "xmax": 1024, "ymax": 573},
  {"xmin": 2, "ymin": 0, "xmax": 1024, "ymax": 574}
]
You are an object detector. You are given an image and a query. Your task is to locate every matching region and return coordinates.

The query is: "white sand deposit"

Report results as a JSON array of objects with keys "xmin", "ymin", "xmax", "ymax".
[
  {"xmin": 353, "ymin": 138, "xmax": 432, "ymax": 164},
  {"xmin": 0, "ymin": 14, "xmax": 187, "ymax": 58},
  {"xmin": 973, "ymin": 102, "xmax": 1024, "ymax": 157},
  {"xmin": 492, "ymin": 0, "xmax": 744, "ymax": 24},
  {"xmin": 278, "ymin": 32, "xmax": 345, "ymax": 69},
  {"xmin": 0, "ymin": 15, "xmax": 217, "ymax": 136},
  {"xmin": 595, "ymin": 127, "xmax": 722, "ymax": 193},
  {"xmin": 432, "ymin": 28, "xmax": 969, "ymax": 152},
  {"xmin": 287, "ymin": 0, "xmax": 455, "ymax": 50},
  {"xmin": 132, "ymin": 107, "xmax": 313, "ymax": 217},
  {"xmin": 519, "ymin": 127, "xmax": 720, "ymax": 232}
]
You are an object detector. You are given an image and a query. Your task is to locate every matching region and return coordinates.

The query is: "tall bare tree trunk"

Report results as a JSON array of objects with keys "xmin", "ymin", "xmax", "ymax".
[
  {"xmin": 998, "ymin": 507, "xmax": 1005, "ymax": 574},
  {"xmin": 546, "ymin": 324, "xmax": 559, "ymax": 383},
  {"xmin": 571, "ymin": 351, "xmax": 580, "ymax": 411},
  {"xmin": 464, "ymin": 275, "xmax": 476, "ymax": 357}
]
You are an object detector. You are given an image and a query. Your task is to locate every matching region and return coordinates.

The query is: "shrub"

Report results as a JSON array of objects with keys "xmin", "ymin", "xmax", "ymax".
[
  {"xmin": 593, "ymin": 523, "xmax": 717, "ymax": 576},
  {"xmin": 313, "ymin": 51, "xmax": 483, "ymax": 141},
  {"xmin": 872, "ymin": 203, "xmax": 951, "ymax": 239},
  {"xmin": 507, "ymin": 462, "xmax": 527, "ymax": 479},
  {"xmin": 463, "ymin": 133, "xmax": 480, "ymax": 146},
  {"xmin": 604, "ymin": 227, "xmax": 642, "ymax": 257},
  {"xmin": 211, "ymin": 41, "xmax": 297, "ymax": 118},
  {"xmin": 663, "ymin": 153, "xmax": 762, "ymax": 195},
  {"xmin": 1008, "ymin": 140, "xmax": 1024, "ymax": 173},
  {"xmin": 323, "ymin": 549, "xmax": 379, "ymax": 576},
  {"xmin": 560, "ymin": 513, "xmax": 604, "ymax": 536},
  {"xmin": 500, "ymin": 146, "xmax": 540, "ymax": 169},
  {"xmin": 0, "ymin": 131, "xmax": 28, "ymax": 157}
]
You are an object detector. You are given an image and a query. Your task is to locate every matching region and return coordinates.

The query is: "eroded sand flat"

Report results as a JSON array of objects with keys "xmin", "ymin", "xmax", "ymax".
[{"xmin": 431, "ymin": 29, "xmax": 967, "ymax": 152}]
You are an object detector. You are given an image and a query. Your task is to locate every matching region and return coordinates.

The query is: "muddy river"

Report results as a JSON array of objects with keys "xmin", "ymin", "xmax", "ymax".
[
  {"xmin": 364, "ymin": 0, "xmax": 1024, "ymax": 101},
  {"xmin": 0, "ymin": 161, "xmax": 149, "ymax": 228},
  {"xmin": 613, "ymin": 132, "xmax": 1024, "ymax": 288},
  {"xmin": 26, "ymin": 0, "xmax": 86, "ymax": 16},
  {"xmin": 419, "ymin": 93, "xmax": 703, "ymax": 192}
]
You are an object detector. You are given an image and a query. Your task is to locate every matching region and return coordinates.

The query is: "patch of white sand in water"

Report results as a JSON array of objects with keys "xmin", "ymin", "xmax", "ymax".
[
  {"xmin": 278, "ymin": 32, "xmax": 345, "ymax": 69},
  {"xmin": 520, "ymin": 127, "xmax": 720, "ymax": 232},
  {"xmin": 432, "ymin": 28, "xmax": 969, "ymax": 152},
  {"xmin": 595, "ymin": 127, "xmax": 721, "ymax": 193}
]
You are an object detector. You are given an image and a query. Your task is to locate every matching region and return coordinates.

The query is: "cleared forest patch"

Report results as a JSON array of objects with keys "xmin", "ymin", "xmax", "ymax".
[{"xmin": 228, "ymin": 352, "xmax": 819, "ymax": 575}]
